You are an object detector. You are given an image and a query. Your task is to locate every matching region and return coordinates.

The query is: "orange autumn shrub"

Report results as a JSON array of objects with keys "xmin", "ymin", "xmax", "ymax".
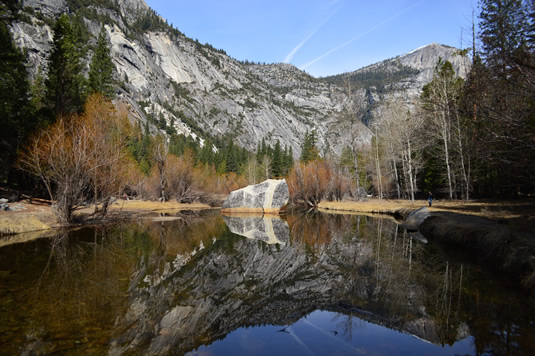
[{"xmin": 287, "ymin": 160, "xmax": 332, "ymax": 208}]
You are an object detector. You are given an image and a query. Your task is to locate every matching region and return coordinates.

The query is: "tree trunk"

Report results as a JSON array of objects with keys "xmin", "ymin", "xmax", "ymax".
[
  {"xmin": 352, "ymin": 148, "xmax": 360, "ymax": 200},
  {"xmin": 455, "ymin": 111, "xmax": 469, "ymax": 200},
  {"xmin": 407, "ymin": 140, "xmax": 415, "ymax": 202},
  {"xmin": 443, "ymin": 125, "xmax": 453, "ymax": 200},
  {"xmin": 391, "ymin": 147, "xmax": 401, "ymax": 199},
  {"xmin": 438, "ymin": 109, "xmax": 453, "ymax": 200},
  {"xmin": 374, "ymin": 130, "xmax": 383, "ymax": 200}
]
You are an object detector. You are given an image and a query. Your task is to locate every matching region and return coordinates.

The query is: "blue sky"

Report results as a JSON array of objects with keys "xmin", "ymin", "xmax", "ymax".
[{"xmin": 144, "ymin": 0, "xmax": 479, "ymax": 77}]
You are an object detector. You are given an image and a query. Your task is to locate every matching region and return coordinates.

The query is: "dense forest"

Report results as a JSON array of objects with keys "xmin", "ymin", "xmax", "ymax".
[{"xmin": 0, "ymin": 0, "xmax": 534, "ymax": 223}]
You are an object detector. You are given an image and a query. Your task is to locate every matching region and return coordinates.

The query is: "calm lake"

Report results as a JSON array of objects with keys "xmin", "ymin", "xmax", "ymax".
[{"xmin": 1, "ymin": 210, "xmax": 534, "ymax": 355}]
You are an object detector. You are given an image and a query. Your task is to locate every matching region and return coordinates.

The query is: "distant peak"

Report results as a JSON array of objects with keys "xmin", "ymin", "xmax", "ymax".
[{"xmin": 407, "ymin": 43, "xmax": 439, "ymax": 54}]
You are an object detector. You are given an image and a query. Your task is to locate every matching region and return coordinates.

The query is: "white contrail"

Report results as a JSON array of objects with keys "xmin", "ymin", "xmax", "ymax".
[
  {"xmin": 300, "ymin": 0, "xmax": 427, "ymax": 70},
  {"xmin": 285, "ymin": 32, "xmax": 316, "ymax": 63},
  {"xmin": 284, "ymin": 5, "xmax": 339, "ymax": 63}
]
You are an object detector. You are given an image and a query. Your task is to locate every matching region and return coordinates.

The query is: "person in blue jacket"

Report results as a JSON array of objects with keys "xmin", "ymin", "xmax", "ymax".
[{"xmin": 428, "ymin": 191, "xmax": 433, "ymax": 207}]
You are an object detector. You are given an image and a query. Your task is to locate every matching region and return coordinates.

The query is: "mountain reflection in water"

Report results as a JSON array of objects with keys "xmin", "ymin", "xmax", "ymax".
[{"xmin": 0, "ymin": 210, "xmax": 534, "ymax": 355}]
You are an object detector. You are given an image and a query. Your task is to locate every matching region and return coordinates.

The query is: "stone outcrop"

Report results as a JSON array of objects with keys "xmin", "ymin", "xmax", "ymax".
[{"xmin": 221, "ymin": 179, "xmax": 289, "ymax": 214}]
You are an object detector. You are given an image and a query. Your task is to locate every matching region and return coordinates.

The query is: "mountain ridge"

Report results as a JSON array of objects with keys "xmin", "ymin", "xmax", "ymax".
[{"xmin": 10, "ymin": 0, "xmax": 471, "ymax": 156}]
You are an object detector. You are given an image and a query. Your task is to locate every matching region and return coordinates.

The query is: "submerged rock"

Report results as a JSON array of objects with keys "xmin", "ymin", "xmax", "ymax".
[
  {"xmin": 401, "ymin": 207, "xmax": 431, "ymax": 231},
  {"xmin": 419, "ymin": 211, "xmax": 535, "ymax": 291},
  {"xmin": 221, "ymin": 179, "xmax": 289, "ymax": 214}
]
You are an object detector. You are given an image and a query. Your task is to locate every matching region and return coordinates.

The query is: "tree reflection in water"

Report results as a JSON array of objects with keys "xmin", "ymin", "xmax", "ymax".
[{"xmin": 0, "ymin": 211, "xmax": 533, "ymax": 355}]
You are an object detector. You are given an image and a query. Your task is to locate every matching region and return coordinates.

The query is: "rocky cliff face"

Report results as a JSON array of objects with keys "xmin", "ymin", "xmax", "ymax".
[{"xmin": 10, "ymin": 0, "xmax": 471, "ymax": 156}]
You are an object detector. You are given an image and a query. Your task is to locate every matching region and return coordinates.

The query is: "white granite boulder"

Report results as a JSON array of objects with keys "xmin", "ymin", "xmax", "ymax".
[{"xmin": 221, "ymin": 179, "xmax": 289, "ymax": 214}]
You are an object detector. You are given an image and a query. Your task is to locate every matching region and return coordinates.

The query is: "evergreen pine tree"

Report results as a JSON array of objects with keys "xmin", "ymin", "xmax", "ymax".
[
  {"xmin": 479, "ymin": 0, "xmax": 530, "ymax": 76},
  {"xmin": 300, "ymin": 130, "xmax": 319, "ymax": 163},
  {"xmin": 224, "ymin": 137, "xmax": 238, "ymax": 173},
  {"xmin": 88, "ymin": 25, "xmax": 115, "ymax": 97},
  {"xmin": 283, "ymin": 145, "xmax": 294, "ymax": 175},
  {"xmin": 29, "ymin": 66, "xmax": 48, "ymax": 119},
  {"xmin": 199, "ymin": 140, "xmax": 214, "ymax": 165},
  {"xmin": 272, "ymin": 140, "xmax": 282, "ymax": 177},
  {"xmin": 288, "ymin": 146, "xmax": 294, "ymax": 170},
  {"xmin": 0, "ymin": 16, "xmax": 31, "ymax": 142},
  {"xmin": 0, "ymin": 2, "xmax": 35, "ymax": 183},
  {"xmin": 46, "ymin": 14, "xmax": 86, "ymax": 116},
  {"xmin": 256, "ymin": 142, "xmax": 263, "ymax": 164},
  {"xmin": 472, "ymin": 0, "xmax": 535, "ymax": 193},
  {"xmin": 261, "ymin": 139, "xmax": 267, "ymax": 157}
]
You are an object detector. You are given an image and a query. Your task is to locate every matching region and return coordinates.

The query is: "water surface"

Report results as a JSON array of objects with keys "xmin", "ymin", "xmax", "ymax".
[{"xmin": 0, "ymin": 210, "xmax": 534, "ymax": 355}]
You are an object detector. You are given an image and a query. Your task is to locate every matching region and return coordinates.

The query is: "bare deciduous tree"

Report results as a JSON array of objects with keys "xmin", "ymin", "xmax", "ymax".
[
  {"xmin": 422, "ymin": 59, "xmax": 468, "ymax": 200},
  {"xmin": 383, "ymin": 98, "xmax": 427, "ymax": 201}
]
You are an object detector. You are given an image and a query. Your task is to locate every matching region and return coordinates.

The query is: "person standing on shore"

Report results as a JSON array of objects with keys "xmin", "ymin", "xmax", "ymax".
[{"xmin": 428, "ymin": 191, "xmax": 433, "ymax": 207}]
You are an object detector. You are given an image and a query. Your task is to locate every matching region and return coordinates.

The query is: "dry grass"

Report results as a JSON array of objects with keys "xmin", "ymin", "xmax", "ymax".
[
  {"xmin": 319, "ymin": 198, "xmax": 523, "ymax": 216},
  {"xmin": 0, "ymin": 200, "xmax": 57, "ymax": 236},
  {"xmin": 0, "ymin": 214, "xmax": 54, "ymax": 235},
  {"xmin": 319, "ymin": 199, "xmax": 425, "ymax": 215},
  {"xmin": 105, "ymin": 199, "xmax": 213, "ymax": 213},
  {"xmin": 74, "ymin": 199, "xmax": 216, "ymax": 221}
]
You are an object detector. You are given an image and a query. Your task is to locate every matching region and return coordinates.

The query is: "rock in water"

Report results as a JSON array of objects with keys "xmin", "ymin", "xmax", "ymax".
[
  {"xmin": 401, "ymin": 207, "xmax": 431, "ymax": 231},
  {"xmin": 221, "ymin": 179, "xmax": 289, "ymax": 214}
]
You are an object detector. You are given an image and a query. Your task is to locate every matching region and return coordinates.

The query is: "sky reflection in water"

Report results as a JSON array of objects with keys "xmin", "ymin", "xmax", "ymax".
[{"xmin": 189, "ymin": 309, "xmax": 475, "ymax": 356}]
